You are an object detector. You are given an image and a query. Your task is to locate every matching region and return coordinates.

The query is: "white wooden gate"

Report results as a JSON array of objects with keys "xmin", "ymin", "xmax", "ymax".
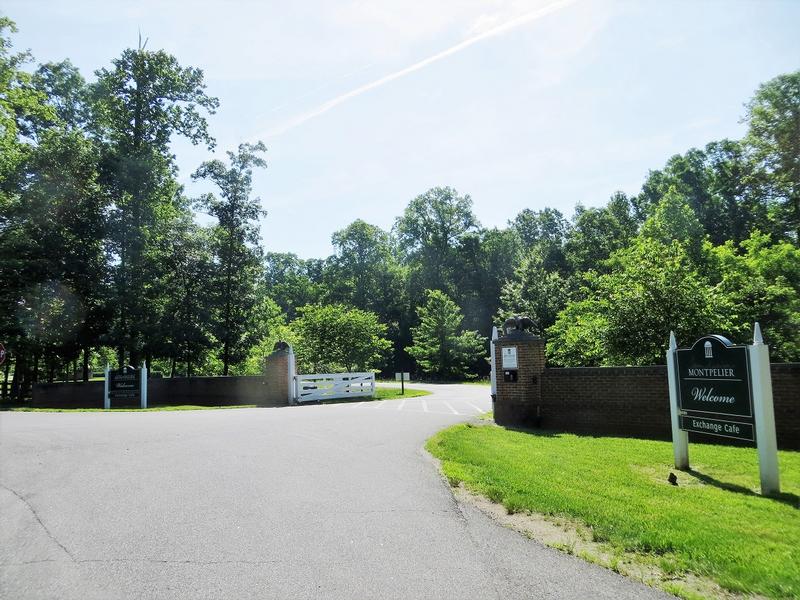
[{"xmin": 293, "ymin": 372, "xmax": 375, "ymax": 403}]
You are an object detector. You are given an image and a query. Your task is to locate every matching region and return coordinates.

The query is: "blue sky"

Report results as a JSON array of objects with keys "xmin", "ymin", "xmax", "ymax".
[{"xmin": 6, "ymin": 0, "xmax": 800, "ymax": 258}]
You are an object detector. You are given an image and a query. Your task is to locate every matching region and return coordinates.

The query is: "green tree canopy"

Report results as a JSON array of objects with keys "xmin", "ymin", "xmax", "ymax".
[
  {"xmin": 292, "ymin": 304, "xmax": 391, "ymax": 373},
  {"xmin": 744, "ymin": 70, "xmax": 800, "ymax": 242},
  {"xmin": 406, "ymin": 289, "xmax": 486, "ymax": 379},
  {"xmin": 193, "ymin": 142, "xmax": 267, "ymax": 375}
]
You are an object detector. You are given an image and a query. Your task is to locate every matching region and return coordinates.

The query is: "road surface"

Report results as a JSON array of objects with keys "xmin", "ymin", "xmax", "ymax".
[{"xmin": 1, "ymin": 384, "xmax": 670, "ymax": 599}]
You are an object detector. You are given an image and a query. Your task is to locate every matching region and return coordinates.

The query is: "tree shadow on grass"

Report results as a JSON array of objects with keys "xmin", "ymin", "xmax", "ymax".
[{"xmin": 687, "ymin": 469, "xmax": 799, "ymax": 508}]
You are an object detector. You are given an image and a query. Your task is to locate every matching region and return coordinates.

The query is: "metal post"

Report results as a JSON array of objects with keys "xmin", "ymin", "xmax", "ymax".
[
  {"xmin": 104, "ymin": 364, "xmax": 110, "ymax": 410},
  {"xmin": 490, "ymin": 326, "xmax": 498, "ymax": 402},
  {"xmin": 666, "ymin": 332, "xmax": 689, "ymax": 470},
  {"xmin": 749, "ymin": 323, "xmax": 780, "ymax": 495},
  {"xmin": 141, "ymin": 362, "xmax": 148, "ymax": 409},
  {"xmin": 401, "ymin": 372, "xmax": 405, "ymax": 395}
]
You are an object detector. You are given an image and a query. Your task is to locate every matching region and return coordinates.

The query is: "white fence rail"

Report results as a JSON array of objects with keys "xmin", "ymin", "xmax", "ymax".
[{"xmin": 293, "ymin": 372, "xmax": 375, "ymax": 403}]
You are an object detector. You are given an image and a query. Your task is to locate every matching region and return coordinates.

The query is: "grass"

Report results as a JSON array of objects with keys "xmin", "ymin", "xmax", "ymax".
[
  {"xmin": 372, "ymin": 387, "xmax": 430, "ymax": 400},
  {"xmin": 321, "ymin": 386, "xmax": 431, "ymax": 404},
  {"xmin": 5, "ymin": 404, "xmax": 258, "ymax": 412},
  {"xmin": 426, "ymin": 424, "xmax": 799, "ymax": 599},
  {"xmin": 6, "ymin": 388, "xmax": 433, "ymax": 410}
]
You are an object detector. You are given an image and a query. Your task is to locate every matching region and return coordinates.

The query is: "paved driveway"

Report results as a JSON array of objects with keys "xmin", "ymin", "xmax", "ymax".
[{"xmin": 1, "ymin": 384, "xmax": 669, "ymax": 599}]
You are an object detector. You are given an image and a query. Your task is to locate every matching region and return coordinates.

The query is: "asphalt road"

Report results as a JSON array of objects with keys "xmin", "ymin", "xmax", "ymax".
[{"xmin": 1, "ymin": 384, "xmax": 670, "ymax": 599}]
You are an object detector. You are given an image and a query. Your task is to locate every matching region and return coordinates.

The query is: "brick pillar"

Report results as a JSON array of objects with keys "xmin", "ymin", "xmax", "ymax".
[
  {"xmin": 263, "ymin": 348, "xmax": 291, "ymax": 406},
  {"xmin": 493, "ymin": 331, "xmax": 546, "ymax": 427}
]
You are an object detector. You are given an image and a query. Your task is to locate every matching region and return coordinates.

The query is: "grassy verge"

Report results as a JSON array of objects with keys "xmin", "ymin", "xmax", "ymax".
[
  {"xmin": 5, "ymin": 404, "xmax": 257, "ymax": 412},
  {"xmin": 322, "ymin": 387, "xmax": 431, "ymax": 403},
  {"xmin": 372, "ymin": 387, "xmax": 430, "ymax": 400},
  {"xmin": 427, "ymin": 424, "xmax": 799, "ymax": 599}
]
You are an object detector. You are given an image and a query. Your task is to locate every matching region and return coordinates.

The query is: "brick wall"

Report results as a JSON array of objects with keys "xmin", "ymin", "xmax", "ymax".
[
  {"xmin": 536, "ymin": 364, "xmax": 799, "ymax": 450},
  {"xmin": 491, "ymin": 330, "xmax": 799, "ymax": 450},
  {"xmin": 31, "ymin": 349, "xmax": 294, "ymax": 409}
]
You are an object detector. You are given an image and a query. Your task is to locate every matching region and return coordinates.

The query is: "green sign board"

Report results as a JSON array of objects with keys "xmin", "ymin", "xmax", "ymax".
[
  {"xmin": 109, "ymin": 367, "xmax": 140, "ymax": 402},
  {"xmin": 679, "ymin": 414, "xmax": 754, "ymax": 442},
  {"xmin": 676, "ymin": 335, "xmax": 753, "ymax": 420}
]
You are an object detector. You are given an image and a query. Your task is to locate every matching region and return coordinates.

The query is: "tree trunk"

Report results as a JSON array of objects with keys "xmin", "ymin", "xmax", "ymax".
[
  {"xmin": 170, "ymin": 357, "xmax": 176, "ymax": 378},
  {"xmin": 11, "ymin": 352, "xmax": 22, "ymax": 401},
  {"xmin": 83, "ymin": 347, "xmax": 90, "ymax": 382},
  {"xmin": 32, "ymin": 349, "xmax": 40, "ymax": 384},
  {"xmin": 2, "ymin": 356, "xmax": 10, "ymax": 400}
]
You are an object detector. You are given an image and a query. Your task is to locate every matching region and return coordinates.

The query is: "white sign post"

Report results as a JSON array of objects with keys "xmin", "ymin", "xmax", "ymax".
[
  {"xmin": 748, "ymin": 323, "xmax": 780, "ymax": 495},
  {"xmin": 103, "ymin": 364, "xmax": 110, "ymax": 410},
  {"xmin": 140, "ymin": 362, "xmax": 148, "ymax": 409},
  {"xmin": 666, "ymin": 332, "xmax": 689, "ymax": 469},
  {"xmin": 490, "ymin": 326, "xmax": 498, "ymax": 400}
]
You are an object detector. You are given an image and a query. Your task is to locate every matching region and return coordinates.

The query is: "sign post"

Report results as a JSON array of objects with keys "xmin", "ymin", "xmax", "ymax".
[
  {"xmin": 489, "ymin": 326, "xmax": 498, "ymax": 402},
  {"xmin": 141, "ymin": 362, "xmax": 148, "ymax": 409},
  {"xmin": 395, "ymin": 372, "xmax": 410, "ymax": 394},
  {"xmin": 748, "ymin": 324, "xmax": 780, "ymax": 495},
  {"xmin": 666, "ymin": 332, "xmax": 689, "ymax": 469},
  {"xmin": 668, "ymin": 324, "xmax": 780, "ymax": 495},
  {"xmin": 104, "ymin": 364, "xmax": 110, "ymax": 410}
]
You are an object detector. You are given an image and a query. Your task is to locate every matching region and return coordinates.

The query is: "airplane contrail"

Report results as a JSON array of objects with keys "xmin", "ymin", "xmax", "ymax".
[{"xmin": 262, "ymin": 0, "xmax": 576, "ymax": 137}]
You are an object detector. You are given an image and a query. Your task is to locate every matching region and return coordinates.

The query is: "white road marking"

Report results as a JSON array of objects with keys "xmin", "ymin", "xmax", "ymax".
[
  {"xmin": 421, "ymin": 399, "xmax": 429, "ymax": 413},
  {"xmin": 443, "ymin": 401, "xmax": 459, "ymax": 415},
  {"xmin": 466, "ymin": 402, "xmax": 484, "ymax": 413},
  {"xmin": 397, "ymin": 398, "xmax": 407, "ymax": 411}
]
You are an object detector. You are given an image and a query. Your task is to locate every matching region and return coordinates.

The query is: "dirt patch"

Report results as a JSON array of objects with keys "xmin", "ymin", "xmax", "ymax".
[{"xmin": 452, "ymin": 483, "xmax": 763, "ymax": 600}]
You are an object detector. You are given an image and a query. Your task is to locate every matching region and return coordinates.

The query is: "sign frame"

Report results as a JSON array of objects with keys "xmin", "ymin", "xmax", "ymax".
[
  {"xmin": 675, "ymin": 335, "xmax": 753, "ymax": 420},
  {"xmin": 501, "ymin": 346, "xmax": 518, "ymax": 369}
]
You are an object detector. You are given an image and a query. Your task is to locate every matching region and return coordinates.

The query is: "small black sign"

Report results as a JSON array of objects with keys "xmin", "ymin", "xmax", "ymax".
[
  {"xmin": 679, "ymin": 414, "xmax": 754, "ymax": 442},
  {"xmin": 109, "ymin": 367, "xmax": 140, "ymax": 401},
  {"xmin": 676, "ymin": 335, "xmax": 752, "ymax": 419}
]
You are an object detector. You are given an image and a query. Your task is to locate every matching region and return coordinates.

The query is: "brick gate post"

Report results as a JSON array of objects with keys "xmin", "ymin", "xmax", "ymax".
[{"xmin": 493, "ymin": 328, "xmax": 546, "ymax": 427}]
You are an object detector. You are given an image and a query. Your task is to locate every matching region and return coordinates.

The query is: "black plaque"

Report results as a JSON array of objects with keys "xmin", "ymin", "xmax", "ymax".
[
  {"xmin": 679, "ymin": 414, "xmax": 754, "ymax": 442},
  {"xmin": 109, "ymin": 367, "xmax": 140, "ymax": 402},
  {"xmin": 676, "ymin": 335, "xmax": 752, "ymax": 419}
]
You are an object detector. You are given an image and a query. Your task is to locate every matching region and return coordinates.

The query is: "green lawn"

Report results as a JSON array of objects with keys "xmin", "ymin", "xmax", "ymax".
[
  {"xmin": 5, "ymin": 404, "xmax": 258, "ymax": 412},
  {"xmin": 427, "ymin": 424, "xmax": 799, "ymax": 599},
  {"xmin": 372, "ymin": 386, "xmax": 430, "ymax": 400},
  {"xmin": 321, "ymin": 386, "xmax": 431, "ymax": 403}
]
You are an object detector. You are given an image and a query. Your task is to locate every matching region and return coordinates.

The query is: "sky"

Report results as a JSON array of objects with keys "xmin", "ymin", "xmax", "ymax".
[{"xmin": 5, "ymin": 0, "xmax": 800, "ymax": 258}]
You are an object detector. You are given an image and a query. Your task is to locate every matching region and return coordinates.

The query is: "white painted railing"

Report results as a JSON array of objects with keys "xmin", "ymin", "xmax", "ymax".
[{"xmin": 293, "ymin": 372, "xmax": 375, "ymax": 403}]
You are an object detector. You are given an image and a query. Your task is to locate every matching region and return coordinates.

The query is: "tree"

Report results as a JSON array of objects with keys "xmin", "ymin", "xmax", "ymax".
[
  {"xmin": 563, "ymin": 193, "xmax": 637, "ymax": 272},
  {"xmin": 158, "ymin": 216, "xmax": 215, "ymax": 376},
  {"xmin": 326, "ymin": 219, "xmax": 405, "ymax": 316},
  {"xmin": 707, "ymin": 232, "xmax": 800, "ymax": 361},
  {"xmin": 548, "ymin": 238, "xmax": 726, "ymax": 366},
  {"xmin": 744, "ymin": 71, "xmax": 800, "ymax": 242},
  {"xmin": 292, "ymin": 304, "xmax": 391, "ymax": 373},
  {"xmin": 498, "ymin": 251, "xmax": 572, "ymax": 336},
  {"xmin": 395, "ymin": 186, "xmax": 479, "ymax": 298},
  {"xmin": 263, "ymin": 252, "xmax": 324, "ymax": 319},
  {"xmin": 640, "ymin": 186, "xmax": 705, "ymax": 261},
  {"xmin": 510, "ymin": 207, "xmax": 569, "ymax": 272},
  {"xmin": 193, "ymin": 142, "xmax": 267, "ymax": 375},
  {"xmin": 92, "ymin": 44, "xmax": 219, "ymax": 367},
  {"xmin": 406, "ymin": 290, "xmax": 486, "ymax": 379}
]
